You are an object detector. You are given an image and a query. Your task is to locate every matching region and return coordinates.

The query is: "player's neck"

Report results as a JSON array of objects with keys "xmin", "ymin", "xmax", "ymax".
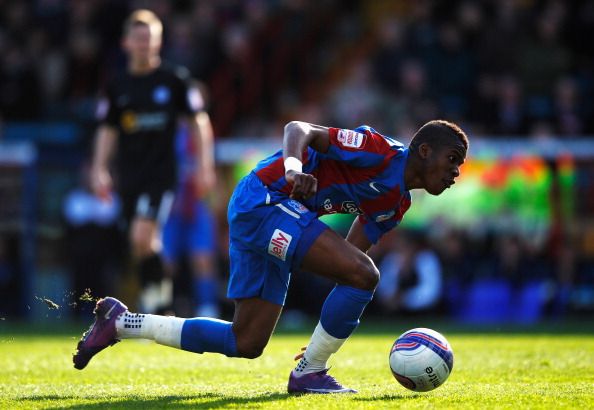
[
  {"xmin": 128, "ymin": 56, "xmax": 161, "ymax": 75},
  {"xmin": 403, "ymin": 155, "xmax": 422, "ymax": 191}
]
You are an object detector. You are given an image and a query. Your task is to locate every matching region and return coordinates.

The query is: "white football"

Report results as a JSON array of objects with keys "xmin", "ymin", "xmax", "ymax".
[{"xmin": 389, "ymin": 328, "xmax": 454, "ymax": 392}]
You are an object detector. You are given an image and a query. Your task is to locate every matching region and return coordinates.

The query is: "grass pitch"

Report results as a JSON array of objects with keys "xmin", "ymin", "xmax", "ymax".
[{"xmin": 1, "ymin": 320, "xmax": 593, "ymax": 409}]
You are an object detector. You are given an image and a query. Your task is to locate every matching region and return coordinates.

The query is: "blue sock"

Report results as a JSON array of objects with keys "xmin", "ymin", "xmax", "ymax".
[
  {"xmin": 320, "ymin": 285, "xmax": 374, "ymax": 339},
  {"xmin": 180, "ymin": 318, "xmax": 238, "ymax": 357},
  {"xmin": 193, "ymin": 277, "xmax": 218, "ymax": 307}
]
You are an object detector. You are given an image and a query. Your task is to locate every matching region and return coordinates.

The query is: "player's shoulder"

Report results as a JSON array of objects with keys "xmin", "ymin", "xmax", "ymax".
[
  {"xmin": 354, "ymin": 125, "xmax": 406, "ymax": 151},
  {"xmin": 104, "ymin": 68, "xmax": 130, "ymax": 91},
  {"xmin": 101, "ymin": 69, "xmax": 134, "ymax": 96}
]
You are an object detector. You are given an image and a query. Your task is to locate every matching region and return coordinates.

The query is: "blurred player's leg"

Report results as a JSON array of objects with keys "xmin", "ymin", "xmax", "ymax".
[
  {"xmin": 131, "ymin": 191, "xmax": 174, "ymax": 313},
  {"xmin": 189, "ymin": 200, "xmax": 220, "ymax": 317},
  {"xmin": 191, "ymin": 253, "xmax": 220, "ymax": 317},
  {"xmin": 161, "ymin": 198, "xmax": 220, "ymax": 317},
  {"xmin": 131, "ymin": 218, "xmax": 172, "ymax": 313}
]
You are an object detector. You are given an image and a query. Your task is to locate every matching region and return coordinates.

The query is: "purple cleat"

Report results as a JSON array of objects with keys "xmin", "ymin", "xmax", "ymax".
[
  {"xmin": 288, "ymin": 369, "xmax": 357, "ymax": 394},
  {"xmin": 73, "ymin": 297, "xmax": 128, "ymax": 370}
]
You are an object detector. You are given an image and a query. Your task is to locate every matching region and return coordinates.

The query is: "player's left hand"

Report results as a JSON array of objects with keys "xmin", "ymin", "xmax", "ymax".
[{"xmin": 285, "ymin": 170, "xmax": 317, "ymax": 200}]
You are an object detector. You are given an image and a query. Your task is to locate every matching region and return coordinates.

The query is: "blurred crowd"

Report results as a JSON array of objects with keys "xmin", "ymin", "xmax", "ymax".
[
  {"xmin": 1, "ymin": 0, "xmax": 594, "ymax": 138},
  {"xmin": 1, "ymin": 0, "xmax": 593, "ymax": 322}
]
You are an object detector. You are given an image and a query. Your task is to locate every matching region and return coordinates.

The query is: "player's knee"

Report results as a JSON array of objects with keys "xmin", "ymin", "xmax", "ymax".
[
  {"xmin": 130, "ymin": 228, "xmax": 156, "ymax": 259},
  {"xmin": 352, "ymin": 255, "xmax": 380, "ymax": 291},
  {"xmin": 131, "ymin": 240, "xmax": 153, "ymax": 260},
  {"xmin": 236, "ymin": 340, "xmax": 266, "ymax": 359},
  {"xmin": 130, "ymin": 220, "xmax": 158, "ymax": 258}
]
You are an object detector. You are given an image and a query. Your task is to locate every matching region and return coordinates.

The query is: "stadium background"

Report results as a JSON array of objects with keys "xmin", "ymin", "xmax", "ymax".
[{"xmin": 0, "ymin": 0, "xmax": 593, "ymax": 324}]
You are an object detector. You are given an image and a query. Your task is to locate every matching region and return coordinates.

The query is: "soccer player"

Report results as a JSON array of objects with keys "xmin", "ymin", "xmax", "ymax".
[
  {"xmin": 74, "ymin": 120, "xmax": 468, "ymax": 394},
  {"xmin": 161, "ymin": 123, "xmax": 220, "ymax": 318},
  {"xmin": 90, "ymin": 10, "xmax": 215, "ymax": 313}
]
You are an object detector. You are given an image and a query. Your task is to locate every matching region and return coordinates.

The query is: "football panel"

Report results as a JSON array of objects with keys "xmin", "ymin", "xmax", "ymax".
[
  {"xmin": 399, "ymin": 329, "xmax": 454, "ymax": 373},
  {"xmin": 389, "ymin": 328, "xmax": 454, "ymax": 392}
]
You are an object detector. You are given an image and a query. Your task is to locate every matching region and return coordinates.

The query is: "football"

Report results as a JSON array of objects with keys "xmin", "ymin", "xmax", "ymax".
[{"xmin": 389, "ymin": 328, "xmax": 454, "ymax": 392}]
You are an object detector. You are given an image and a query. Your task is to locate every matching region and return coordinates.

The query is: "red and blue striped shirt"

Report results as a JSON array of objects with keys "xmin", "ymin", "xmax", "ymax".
[{"xmin": 252, "ymin": 125, "xmax": 412, "ymax": 244}]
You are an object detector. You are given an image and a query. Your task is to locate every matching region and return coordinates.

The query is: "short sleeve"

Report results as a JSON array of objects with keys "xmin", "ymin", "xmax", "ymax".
[
  {"xmin": 357, "ymin": 213, "xmax": 402, "ymax": 244},
  {"xmin": 325, "ymin": 127, "xmax": 394, "ymax": 167},
  {"xmin": 96, "ymin": 83, "xmax": 118, "ymax": 127},
  {"xmin": 174, "ymin": 66, "xmax": 204, "ymax": 115}
]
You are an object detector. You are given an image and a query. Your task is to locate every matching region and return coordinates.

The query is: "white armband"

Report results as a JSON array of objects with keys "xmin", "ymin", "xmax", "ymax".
[{"xmin": 284, "ymin": 156, "xmax": 303, "ymax": 174}]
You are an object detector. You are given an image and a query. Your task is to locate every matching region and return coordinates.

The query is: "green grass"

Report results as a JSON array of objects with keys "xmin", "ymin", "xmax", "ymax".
[{"xmin": 1, "ymin": 321, "xmax": 593, "ymax": 409}]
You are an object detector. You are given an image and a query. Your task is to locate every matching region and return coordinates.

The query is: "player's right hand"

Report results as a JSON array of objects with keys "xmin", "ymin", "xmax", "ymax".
[
  {"xmin": 285, "ymin": 170, "xmax": 318, "ymax": 200},
  {"xmin": 90, "ymin": 167, "xmax": 113, "ymax": 202}
]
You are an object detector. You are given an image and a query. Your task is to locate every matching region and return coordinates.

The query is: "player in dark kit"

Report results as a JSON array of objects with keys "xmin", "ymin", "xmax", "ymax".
[
  {"xmin": 90, "ymin": 9, "xmax": 215, "ymax": 313},
  {"xmin": 75, "ymin": 119, "xmax": 468, "ymax": 395}
]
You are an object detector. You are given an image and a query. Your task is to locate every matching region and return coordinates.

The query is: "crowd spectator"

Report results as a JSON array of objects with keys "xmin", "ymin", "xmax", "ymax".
[
  {"xmin": 376, "ymin": 230, "xmax": 443, "ymax": 314},
  {"xmin": 1, "ymin": 0, "xmax": 594, "ymax": 320},
  {"xmin": 0, "ymin": 0, "xmax": 593, "ymax": 137}
]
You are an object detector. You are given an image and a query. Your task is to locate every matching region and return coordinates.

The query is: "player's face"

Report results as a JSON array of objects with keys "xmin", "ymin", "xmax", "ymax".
[
  {"xmin": 422, "ymin": 142, "xmax": 466, "ymax": 196},
  {"xmin": 123, "ymin": 25, "xmax": 161, "ymax": 64}
]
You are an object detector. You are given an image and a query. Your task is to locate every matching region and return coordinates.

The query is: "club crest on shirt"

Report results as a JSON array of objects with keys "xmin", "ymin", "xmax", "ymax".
[
  {"xmin": 337, "ymin": 129, "xmax": 365, "ymax": 148},
  {"xmin": 268, "ymin": 229, "xmax": 292, "ymax": 261},
  {"xmin": 287, "ymin": 200, "xmax": 308, "ymax": 214},
  {"xmin": 153, "ymin": 85, "xmax": 171, "ymax": 104},
  {"xmin": 341, "ymin": 201, "xmax": 362, "ymax": 215}
]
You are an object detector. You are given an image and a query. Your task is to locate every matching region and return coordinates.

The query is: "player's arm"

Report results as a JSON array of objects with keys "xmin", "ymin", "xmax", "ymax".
[
  {"xmin": 90, "ymin": 124, "xmax": 118, "ymax": 201},
  {"xmin": 283, "ymin": 121, "xmax": 330, "ymax": 200},
  {"xmin": 187, "ymin": 111, "xmax": 216, "ymax": 197},
  {"xmin": 345, "ymin": 217, "xmax": 373, "ymax": 253}
]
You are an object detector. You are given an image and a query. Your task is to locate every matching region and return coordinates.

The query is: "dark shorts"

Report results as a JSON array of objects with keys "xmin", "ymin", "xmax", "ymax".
[{"xmin": 120, "ymin": 188, "xmax": 175, "ymax": 228}]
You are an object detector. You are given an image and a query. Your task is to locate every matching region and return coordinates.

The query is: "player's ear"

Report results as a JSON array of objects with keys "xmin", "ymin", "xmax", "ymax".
[{"xmin": 418, "ymin": 143, "xmax": 432, "ymax": 159}]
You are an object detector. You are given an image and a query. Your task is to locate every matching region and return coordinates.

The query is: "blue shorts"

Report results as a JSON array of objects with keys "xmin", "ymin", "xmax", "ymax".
[
  {"xmin": 227, "ymin": 172, "xmax": 328, "ymax": 305},
  {"xmin": 161, "ymin": 200, "xmax": 216, "ymax": 262}
]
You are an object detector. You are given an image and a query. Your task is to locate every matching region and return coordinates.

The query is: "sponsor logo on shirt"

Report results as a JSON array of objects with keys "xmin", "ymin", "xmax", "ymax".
[
  {"xmin": 121, "ymin": 111, "xmax": 168, "ymax": 133},
  {"xmin": 323, "ymin": 198, "xmax": 336, "ymax": 213},
  {"xmin": 369, "ymin": 182, "xmax": 381, "ymax": 193},
  {"xmin": 268, "ymin": 229, "xmax": 292, "ymax": 261},
  {"xmin": 341, "ymin": 201, "xmax": 362, "ymax": 215},
  {"xmin": 337, "ymin": 129, "xmax": 365, "ymax": 148},
  {"xmin": 287, "ymin": 200, "xmax": 309, "ymax": 214},
  {"xmin": 153, "ymin": 85, "xmax": 171, "ymax": 104}
]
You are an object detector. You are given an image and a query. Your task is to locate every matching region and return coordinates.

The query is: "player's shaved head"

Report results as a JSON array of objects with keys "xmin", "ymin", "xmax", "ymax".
[{"xmin": 409, "ymin": 120, "xmax": 469, "ymax": 154}]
